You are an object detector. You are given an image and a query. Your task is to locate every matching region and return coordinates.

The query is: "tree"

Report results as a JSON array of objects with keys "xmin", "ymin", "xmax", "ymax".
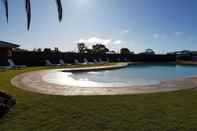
[
  {"xmin": 43, "ymin": 48, "xmax": 51, "ymax": 53},
  {"xmin": 77, "ymin": 43, "xmax": 87, "ymax": 53},
  {"xmin": 37, "ymin": 48, "xmax": 42, "ymax": 52},
  {"xmin": 33, "ymin": 48, "xmax": 42, "ymax": 52},
  {"xmin": 120, "ymin": 48, "xmax": 130, "ymax": 54},
  {"xmin": 145, "ymin": 49, "xmax": 155, "ymax": 55},
  {"xmin": 54, "ymin": 47, "xmax": 59, "ymax": 53},
  {"xmin": 92, "ymin": 44, "xmax": 109, "ymax": 54},
  {"xmin": 1, "ymin": 0, "xmax": 63, "ymax": 30}
]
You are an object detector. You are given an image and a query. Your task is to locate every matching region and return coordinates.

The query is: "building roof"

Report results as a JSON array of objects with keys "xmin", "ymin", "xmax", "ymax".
[{"xmin": 0, "ymin": 41, "xmax": 20, "ymax": 48}]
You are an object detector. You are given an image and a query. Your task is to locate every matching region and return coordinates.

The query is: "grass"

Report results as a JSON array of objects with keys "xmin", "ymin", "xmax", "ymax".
[{"xmin": 1, "ymin": 65, "xmax": 197, "ymax": 130}]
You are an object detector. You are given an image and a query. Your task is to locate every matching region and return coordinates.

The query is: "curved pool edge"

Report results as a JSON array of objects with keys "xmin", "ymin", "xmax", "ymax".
[
  {"xmin": 11, "ymin": 63, "xmax": 197, "ymax": 96},
  {"xmin": 61, "ymin": 62, "xmax": 129, "ymax": 72}
]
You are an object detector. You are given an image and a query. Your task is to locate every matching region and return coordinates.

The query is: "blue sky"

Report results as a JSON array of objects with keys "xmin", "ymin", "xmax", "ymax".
[{"xmin": 0, "ymin": 0, "xmax": 196, "ymax": 53}]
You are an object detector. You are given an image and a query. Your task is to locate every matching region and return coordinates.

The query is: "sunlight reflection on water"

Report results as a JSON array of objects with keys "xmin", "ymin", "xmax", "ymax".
[{"xmin": 42, "ymin": 71, "xmax": 157, "ymax": 88}]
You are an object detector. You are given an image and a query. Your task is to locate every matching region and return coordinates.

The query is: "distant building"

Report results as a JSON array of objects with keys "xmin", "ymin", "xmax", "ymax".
[
  {"xmin": 0, "ymin": 41, "xmax": 19, "ymax": 57},
  {"xmin": 192, "ymin": 56, "xmax": 197, "ymax": 61}
]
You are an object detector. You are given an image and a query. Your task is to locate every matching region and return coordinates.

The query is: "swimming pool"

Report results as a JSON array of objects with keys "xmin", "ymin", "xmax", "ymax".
[{"xmin": 42, "ymin": 63, "xmax": 197, "ymax": 88}]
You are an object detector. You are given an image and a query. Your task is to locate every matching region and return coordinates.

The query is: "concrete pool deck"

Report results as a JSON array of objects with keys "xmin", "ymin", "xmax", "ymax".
[{"xmin": 11, "ymin": 63, "xmax": 197, "ymax": 96}]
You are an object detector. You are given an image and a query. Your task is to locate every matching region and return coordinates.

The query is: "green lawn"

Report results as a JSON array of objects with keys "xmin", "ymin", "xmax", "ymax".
[{"xmin": 1, "ymin": 66, "xmax": 197, "ymax": 131}]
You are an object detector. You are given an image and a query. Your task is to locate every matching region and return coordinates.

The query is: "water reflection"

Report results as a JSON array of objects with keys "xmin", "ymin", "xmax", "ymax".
[{"xmin": 42, "ymin": 64, "xmax": 197, "ymax": 87}]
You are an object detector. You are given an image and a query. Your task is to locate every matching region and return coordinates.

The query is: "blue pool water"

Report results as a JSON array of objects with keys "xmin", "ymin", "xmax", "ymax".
[{"xmin": 43, "ymin": 63, "xmax": 197, "ymax": 87}]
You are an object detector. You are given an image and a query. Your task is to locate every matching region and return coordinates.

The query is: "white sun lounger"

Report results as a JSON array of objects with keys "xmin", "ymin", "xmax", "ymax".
[
  {"xmin": 74, "ymin": 59, "xmax": 80, "ymax": 64},
  {"xmin": 7, "ymin": 59, "xmax": 26, "ymax": 68},
  {"xmin": 59, "ymin": 59, "xmax": 65, "ymax": 65},
  {"xmin": 83, "ymin": 58, "xmax": 94, "ymax": 65},
  {"xmin": 98, "ymin": 58, "xmax": 106, "ymax": 64},
  {"xmin": 93, "ymin": 59, "xmax": 99, "ymax": 64},
  {"xmin": 45, "ymin": 60, "xmax": 61, "ymax": 66}
]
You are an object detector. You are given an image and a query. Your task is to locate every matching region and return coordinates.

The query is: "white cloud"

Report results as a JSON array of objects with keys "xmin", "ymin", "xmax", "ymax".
[
  {"xmin": 113, "ymin": 40, "xmax": 122, "ymax": 45},
  {"xmin": 153, "ymin": 32, "xmax": 186, "ymax": 39},
  {"xmin": 120, "ymin": 30, "xmax": 129, "ymax": 35},
  {"xmin": 174, "ymin": 32, "xmax": 184, "ymax": 36},
  {"xmin": 78, "ymin": 39, "xmax": 86, "ymax": 43},
  {"xmin": 78, "ymin": 37, "xmax": 127, "ymax": 51},
  {"xmin": 153, "ymin": 33, "xmax": 167, "ymax": 39},
  {"xmin": 153, "ymin": 33, "xmax": 160, "ymax": 39},
  {"xmin": 153, "ymin": 31, "xmax": 185, "ymax": 39},
  {"xmin": 78, "ymin": 37, "xmax": 126, "ymax": 46},
  {"xmin": 160, "ymin": 34, "xmax": 167, "ymax": 39},
  {"xmin": 113, "ymin": 40, "xmax": 126, "ymax": 45},
  {"xmin": 88, "ymin": 37, "xmax": 112, "ymax": 45},
  {"xmin": 78, "ymin": 37, "xmax": 112, "ymax": 48}
]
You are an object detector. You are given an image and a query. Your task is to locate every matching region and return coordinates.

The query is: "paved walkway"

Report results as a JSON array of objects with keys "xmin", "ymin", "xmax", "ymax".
[{"xmin": 11, "ymin": 63, "xmax": 197, "ymax": 96}]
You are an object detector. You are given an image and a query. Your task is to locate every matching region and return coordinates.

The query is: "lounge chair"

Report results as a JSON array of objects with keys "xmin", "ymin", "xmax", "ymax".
[
  {"xmin": 124, "ymin": 58, "xmax": 128, "ymax": 62},
  {"xmin": 45, "ymin": 60, "xmax": 61, "ymax": 66},
  {"xmin": 74, "ymin": 59, "xmax": 80, "ymax": 64},
  {"xmin": 7, "ymin": 59, "xmax": 26, "ymax": 68},
  {"xmin": 83, "ymin": 58, "xmax": 94, "ymax": 65},
  {"xmin": 93, "ymin": 59, "xmax": 99, "ymax": 64},
  {"xmin": 59, "ymin": 59, "xmax": 65, "ymax": 65},
  {"xmin": 98, "ymin": 58, "xmax": 106, "ymax": 64}
]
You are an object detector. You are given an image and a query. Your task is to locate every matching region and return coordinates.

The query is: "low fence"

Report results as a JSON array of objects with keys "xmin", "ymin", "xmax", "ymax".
[{"xmin": 0, "ymin": 51, "xmax": 176, "ymax": 66}]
